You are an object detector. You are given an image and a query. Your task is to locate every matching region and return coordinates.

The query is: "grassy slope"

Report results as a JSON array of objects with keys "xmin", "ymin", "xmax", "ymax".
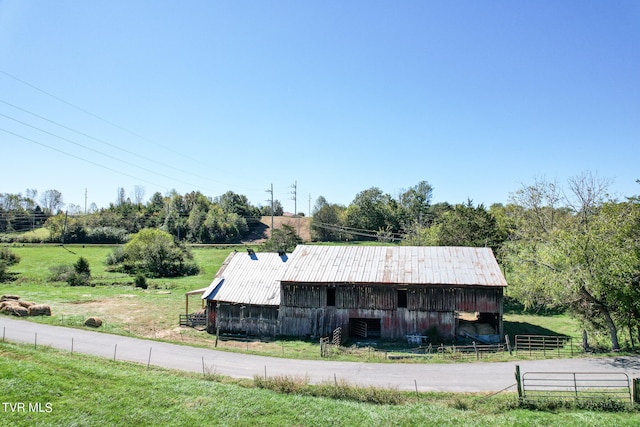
[{"xmin": 1, "ymin": 342, "xmax": 638, "ymax": 427}]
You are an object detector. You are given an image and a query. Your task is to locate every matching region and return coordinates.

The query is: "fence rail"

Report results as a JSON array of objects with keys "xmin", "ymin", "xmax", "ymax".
[
  {"xmin": 179, "ymin": 313, "xmax": 206, "ymax": 328},
  {"xmin": 514, "ymin": 335, "xmax": 575, "ymax": 357},
  {"xmin": 516, "ymin": 365, "xmax": 633, "ymax": 403}
]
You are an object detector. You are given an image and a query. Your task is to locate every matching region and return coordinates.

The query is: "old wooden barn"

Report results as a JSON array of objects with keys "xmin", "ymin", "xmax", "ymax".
[
  {"xmin": 200, "ymin": 249, "xmax": 288, "ymax": 336},
  {"xmin": 278, "ymin": 245, "xmax": 507, "ymax": 341}
]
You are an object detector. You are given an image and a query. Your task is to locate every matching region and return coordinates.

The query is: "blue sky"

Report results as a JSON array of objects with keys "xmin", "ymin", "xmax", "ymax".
[{"xmin": 1, "ymin": 1, "xmax": 638, "ymax": 214}]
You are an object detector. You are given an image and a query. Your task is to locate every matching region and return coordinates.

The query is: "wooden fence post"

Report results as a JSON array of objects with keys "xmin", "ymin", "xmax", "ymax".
[
  {"xmin": 505, "ymin": 334, "xmax": 512, "ymax": 356},
  {"xmin": 633, "ymin": 378, "xmax": 639, "ymax": 404},
  {"xmin": 515, "ymin": 365, "xmax": 523, "ymax": 400}
]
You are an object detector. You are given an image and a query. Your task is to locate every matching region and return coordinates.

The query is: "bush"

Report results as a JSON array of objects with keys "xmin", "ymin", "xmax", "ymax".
[
  {"xmin": 67, "ymin": 272, "xmax": 91, "ymax": 287},
  {"xmin": 74, "ymin": 257, "xmax": 91, "ymax": 276},
  {"xmin": 134, "ymin": 272, "xmax": 147, "ymax": 289},
  {"xmin": 49, "ymin": 265, "xmax": 74, "ymax": 282},
  {"xmin": 85, "ymin": 227, "xmax": 130, "ymax": 244},
  {"xmin": 105, "ymin": 246, "xmax": 126, "ymax": 266},
  {"xmin": 107, "ymin": 229, "xmax": 199, "ymax": 278},
  {"xmin": 0, "ymin": 248, "xmax": 20, "ymax": 266}
]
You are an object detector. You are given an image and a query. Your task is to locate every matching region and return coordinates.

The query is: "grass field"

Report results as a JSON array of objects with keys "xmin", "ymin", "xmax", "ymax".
[{"xmin": 1, "ymin": 342, "xmax": 638, "ymax": 427}]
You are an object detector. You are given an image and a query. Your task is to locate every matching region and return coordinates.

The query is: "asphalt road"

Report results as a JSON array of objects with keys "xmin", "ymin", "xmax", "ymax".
[{"xmin": 2, "ymin": 317, "xmax": 639, "ymax": 392}]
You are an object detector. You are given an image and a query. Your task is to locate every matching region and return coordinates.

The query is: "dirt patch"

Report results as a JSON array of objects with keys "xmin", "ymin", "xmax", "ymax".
[{"xmin": 249, "ymin": 216, "xmax": 312, "ymax": 242}]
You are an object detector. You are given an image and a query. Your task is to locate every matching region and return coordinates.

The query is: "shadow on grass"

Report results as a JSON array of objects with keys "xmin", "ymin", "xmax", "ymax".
[{"xmin": 503, "ymin": 321, "xmax": 568, "ymax": 337}]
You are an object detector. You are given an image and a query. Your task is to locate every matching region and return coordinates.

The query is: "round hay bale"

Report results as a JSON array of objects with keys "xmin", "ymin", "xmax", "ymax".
[
  {"xmin": 2, "ymin": 305, "xmax": 29, "ymax": 317},
  {"xmin": 0, "ymin": 300, "xmax": 20, "ymax": 310},
  {"xmin": 28, "ymin": 304, "xmax": 52, "ymax": 316},
  {"xmin": 457, "ymin": 322, "xmax": 477, "ymax": 336},
  {"xmin": 476, "ymin": 323, "xmax": 496, "ymax": 335},
  {"xmin": 84, "ymin": 317, "xmax": 102, "ymax": 328},
  {"xmin": 1, "ymin": 295, "xmax": 20, "ymax": 302}
]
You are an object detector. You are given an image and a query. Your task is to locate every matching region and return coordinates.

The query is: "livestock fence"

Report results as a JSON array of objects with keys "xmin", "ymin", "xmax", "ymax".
[
  {"xmin": 515, "ymin": 365, "xmax": 639, "ymax": 405},
  {"xmin": 319, "ymin": 333, "xmax": 583, "ymax": 361},
  {"xmin": 179, "ymin": 312, "xmax": 206, "ymax": 328},
  {"xmin": 514, "ymin": 334, "xmax": 576, "ymax": 357}
]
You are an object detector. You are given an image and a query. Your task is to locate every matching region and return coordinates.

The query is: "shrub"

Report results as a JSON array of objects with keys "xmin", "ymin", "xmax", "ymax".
[
  {"xmin": 108, "ymin": 229, "xmax": 199, "ymax": 278},
  {"xmin": 105, "ymin": 246, "xmax": 126, "ymax": 266},
  {"xmin": 67, "ymin": 272, "xmax": 91, "ymax": 287},
  {"xmin": 0, "ymin": 248, "xmax": 20, "ymax": 266},
  {"xmin": 134, "ymin": 272, "xmax": 147, "ymax": 289},
  {"xmin": 67, "ymin": 257, "xmax": 91, "ymax": 286},
  {"xmin": 74, "ymin": 257, "xmax": 91, "ymax": 276},
  {"xmin": 86, "ymin": 227, "xmax": 130, "ymax": 244},
  {"xmin": 49, "ymin": 265, "xmax": 74, "ymax": 282}
]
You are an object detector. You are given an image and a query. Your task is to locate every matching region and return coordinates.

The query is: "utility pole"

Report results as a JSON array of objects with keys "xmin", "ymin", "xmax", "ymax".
[
  {"xmin": 290, "ymin": 181, "xmax": 297, "ymax": 215},
  {"xmin": 265, "ymin": 184, "xmax": 274, "ymax": 231},
  {"xmin": 84, "ymin": 188, "xmax": 88, "ymax": 215},
  {"xmin": 308, "ymin": 193, "xmax": 312, "ymax": 217},
  {"xmin": 290, "ymin": 181, "xmax": 299, "ymax": 235}
]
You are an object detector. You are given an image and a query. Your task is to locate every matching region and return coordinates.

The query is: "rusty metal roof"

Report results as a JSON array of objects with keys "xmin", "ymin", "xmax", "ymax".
[
  {"xmin": 201, "ymin": 251, "xmax": 289, "ymax": 305},
  {"xmin": 281, "ymin": 245, "xmax": 507, "ymax": 287}
]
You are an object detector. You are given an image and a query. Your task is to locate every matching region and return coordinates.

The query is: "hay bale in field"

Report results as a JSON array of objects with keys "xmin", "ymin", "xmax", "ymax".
[
  {"xmin": 84, "ymin": 317, "xmax": 102, "ymax": 328},
  {"xmin": 18, "ymin": 301, "xmax": 35, "ymax": 308},
  {"xmin": 28, "ymin": 304, "xmax": 52, "ymax": 316},
  {"xmin": 1, "ymin": 295, "xmax": 20, "ymax": 302},
  {"xmin": 1, "ymin": 304, "xmax": 29, "ymax": 317},
  {"xmin": 0, "ymin": 300, "xmax": 20, "ymax": 310}
]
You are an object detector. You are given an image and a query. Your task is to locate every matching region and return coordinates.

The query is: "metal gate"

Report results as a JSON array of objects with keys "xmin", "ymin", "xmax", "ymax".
[{"xmin": 516, "ymin": 366, "xmax": 632, "ymax": 403}]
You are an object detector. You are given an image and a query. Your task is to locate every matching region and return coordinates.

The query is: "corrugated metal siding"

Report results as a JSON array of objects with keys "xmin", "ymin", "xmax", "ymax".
[
  {"xmin": 202, "ymin": 251, "xmax": 288, "ymax": 306},
  {"xmin": 282, "ymin": 245, "xmax": 507, "ymax": 287}
]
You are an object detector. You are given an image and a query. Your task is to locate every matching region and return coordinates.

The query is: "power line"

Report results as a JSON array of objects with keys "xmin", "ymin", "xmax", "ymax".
[
  {"xmin": 0, "ymin": 70, "xmax": 264, "ymax": 193},
  {"xmin": 1, "ymin": 112, "xmax": 206, "ymax": 190},
  {"xmin": 0, "ymin": 98, "xmax": 226, "ymax": 186},
  {"xmin": 0, "ymin": 128, "xmax": 163, "ymax": 189}
]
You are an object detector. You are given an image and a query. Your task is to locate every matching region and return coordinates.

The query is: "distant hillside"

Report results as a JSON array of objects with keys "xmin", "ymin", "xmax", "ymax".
[{"xmin": 243, "ymin": 216, "xmax": 312, "ymax": 243}]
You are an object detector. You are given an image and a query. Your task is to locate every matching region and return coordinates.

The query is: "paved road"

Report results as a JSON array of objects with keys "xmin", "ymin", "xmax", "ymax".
[{"xmin": 2, "ymin": 317, "xmax": 639, "ymax": 392}]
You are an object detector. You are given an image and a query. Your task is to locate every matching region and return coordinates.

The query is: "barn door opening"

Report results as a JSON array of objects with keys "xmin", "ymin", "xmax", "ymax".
[{"xmin": 349, "ymin": 318, "xmax": 381, "ymax": 338}]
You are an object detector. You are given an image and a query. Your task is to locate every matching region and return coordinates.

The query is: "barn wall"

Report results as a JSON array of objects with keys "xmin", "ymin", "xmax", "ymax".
[
  {"xmin": 279, "ymin": 283, "xmax": 503, "ymax": 339},
  {"xmin": 207, "ymin": 301, "xmax": 278, "ymax": 337},
  {"xmin": 278, "ymin": 306, "xmax": 455, "ymax": 339},
  {"xmin": 456, "ymin": 287, "xmax": 503, "ymax": 313}
]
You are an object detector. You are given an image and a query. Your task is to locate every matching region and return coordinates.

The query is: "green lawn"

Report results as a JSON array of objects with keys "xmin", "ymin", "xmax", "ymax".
[{"xmin": 1, "ymin": 342, "xmax": 638, "ymax": 427}]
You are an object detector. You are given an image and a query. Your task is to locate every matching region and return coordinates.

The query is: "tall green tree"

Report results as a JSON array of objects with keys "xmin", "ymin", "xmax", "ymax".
[
  {"xmin": 345, "ymin": 187, "xmax": 400, "ymax": 240},
  {"xmin": 504, "ymin": 174, "xmax": 639, "ymax": 350},
  {"xmin": 262, "ymin": 224, "xmax": 302, "ymax": 253},
  {"xmin": 115, "ymin": 228, "xmax": 199, "ymax": 278},
  {"xmin": 410, "ymin": 200, "xmax": 505, "ymax": 251},
  {"xmin": 310, "ymin": 196, "xmax": 346, "ymax": 241}
]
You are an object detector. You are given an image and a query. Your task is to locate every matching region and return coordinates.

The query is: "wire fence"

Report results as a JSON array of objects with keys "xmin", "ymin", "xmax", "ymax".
[{"xmin": 320, "ymin": 334, "xmax": 584, "ymax": 361}]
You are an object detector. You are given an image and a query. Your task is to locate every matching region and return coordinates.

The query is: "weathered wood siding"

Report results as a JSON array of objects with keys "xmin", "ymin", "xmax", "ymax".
[
  {"xmin": 278, "ymin": 306, "xmax": 455, "ymax": 339},
  {"xmin": 279, "ymin": 282, "xmax": 502, "ymax": 339},
  {"xmin": 207, "ymin": 301, "xmax": 278, "ymax": 336},
  {"xmin": 456, "ymin": 287, "xmax": 502, "ymax": 313}
]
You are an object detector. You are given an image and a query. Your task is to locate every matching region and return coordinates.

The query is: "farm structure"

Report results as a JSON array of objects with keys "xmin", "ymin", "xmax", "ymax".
[
  {"xmin": 200, "ymin": 249, "xmax": 288, "ymax": 336},
  {"xmin": 193, "ymin": 245, "xmax": 507, "ymax": 342},
  {"xmin": 278, "ymin": 245, "xmax": 507, "ymax": 341}
]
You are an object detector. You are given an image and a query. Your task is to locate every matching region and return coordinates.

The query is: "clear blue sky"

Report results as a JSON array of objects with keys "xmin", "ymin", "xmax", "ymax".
[{"xmin": 1, "ymin": 1, "xmax": 639, "ymax": 214}]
